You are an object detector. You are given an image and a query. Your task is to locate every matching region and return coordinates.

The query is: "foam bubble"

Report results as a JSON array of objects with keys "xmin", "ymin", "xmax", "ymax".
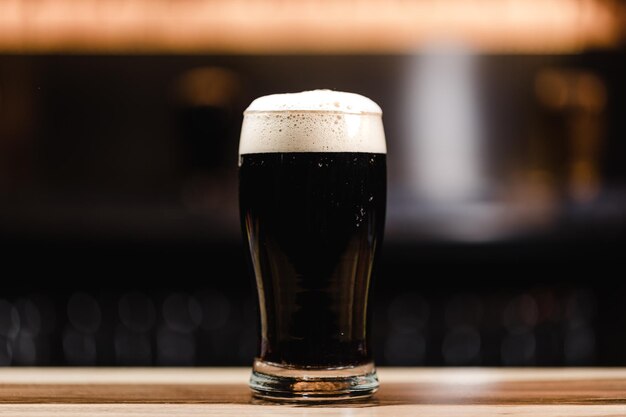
[{"xmin": 239, "ymin": 90, "xmax": 386, "ymax": 155}]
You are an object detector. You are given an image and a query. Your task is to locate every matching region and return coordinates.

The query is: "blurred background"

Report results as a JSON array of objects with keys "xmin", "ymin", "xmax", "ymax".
[{"xmin": 0, "ymin": 0, "xmax": 625, "ymax": 367}]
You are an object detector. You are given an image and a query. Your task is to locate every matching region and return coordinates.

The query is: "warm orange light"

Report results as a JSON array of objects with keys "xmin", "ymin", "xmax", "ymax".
[{"xmin": 0, "ymin": 0, "xmax": 622, "ymax": 54}]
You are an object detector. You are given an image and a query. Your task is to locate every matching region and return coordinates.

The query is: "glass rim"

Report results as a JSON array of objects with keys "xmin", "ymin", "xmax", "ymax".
[{"xmin": 243, "ymin": 109, "xmax": 383, "ymax": 116}]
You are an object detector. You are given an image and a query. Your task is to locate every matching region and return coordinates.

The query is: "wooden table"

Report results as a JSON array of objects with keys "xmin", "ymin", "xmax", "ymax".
[{"xmin": 0, "ymin": 368, "xmax": 624, "ymax": 416}]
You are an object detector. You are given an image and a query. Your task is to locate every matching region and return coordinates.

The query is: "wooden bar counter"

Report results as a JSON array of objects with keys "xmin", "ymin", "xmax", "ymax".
[{"xmin": 0, "ymin": 368, "xmax": 624, "ymax": 416}]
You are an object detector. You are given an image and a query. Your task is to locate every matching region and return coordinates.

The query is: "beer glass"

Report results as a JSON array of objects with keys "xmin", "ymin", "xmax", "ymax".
[{"xmin": 238, "ymin": 90, "xmax": 386, "ymax": 401}]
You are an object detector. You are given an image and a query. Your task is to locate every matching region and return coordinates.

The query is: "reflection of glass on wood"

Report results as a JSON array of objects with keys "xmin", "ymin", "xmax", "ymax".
[{"xmin": 533, "ymin": 69, "xmax": 606, "ymax": 203}]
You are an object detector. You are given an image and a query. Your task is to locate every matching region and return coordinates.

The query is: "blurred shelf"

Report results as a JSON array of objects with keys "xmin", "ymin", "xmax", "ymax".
[
  {"xmin": 0, "ymin": 202, "xmax": 240, "ymax": 245},
  {"xmin": 1, "ymin": 188, "xmax": 625, "ymax": 248},
  {"xmin": 387, "ymin": 194, "xmax": 626, "ymax": 244}
]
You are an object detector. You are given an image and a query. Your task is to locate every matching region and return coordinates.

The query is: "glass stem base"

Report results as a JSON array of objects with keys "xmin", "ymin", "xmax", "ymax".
[{"xmin": 249, "ymin": 359, "xmax": 379, "ymax": 402}]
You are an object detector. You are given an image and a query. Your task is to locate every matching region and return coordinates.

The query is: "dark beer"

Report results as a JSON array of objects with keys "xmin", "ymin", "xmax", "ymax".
[
  {"xmin": 239, "ymin": 90, "xmax": 385, "ymax": 399},
  {"xmin": 239, "ymin": 151, "xmax": 386, "ymax": 367}
]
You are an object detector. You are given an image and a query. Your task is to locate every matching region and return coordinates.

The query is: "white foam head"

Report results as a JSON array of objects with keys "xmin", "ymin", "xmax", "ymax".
[{"xmin": 239, "ymin": 90, "xmax": 386, "ymax": 155}]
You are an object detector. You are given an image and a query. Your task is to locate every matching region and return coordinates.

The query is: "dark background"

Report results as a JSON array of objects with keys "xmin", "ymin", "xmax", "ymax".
[{"xmin": 0, "ymin": 52, "xmax": 624, "ymax": 366}]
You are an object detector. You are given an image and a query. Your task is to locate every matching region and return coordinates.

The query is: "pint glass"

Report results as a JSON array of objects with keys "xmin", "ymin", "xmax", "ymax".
[{"xmin": 239, "ymin": 90, "xmax": 386, "ymax": 401}]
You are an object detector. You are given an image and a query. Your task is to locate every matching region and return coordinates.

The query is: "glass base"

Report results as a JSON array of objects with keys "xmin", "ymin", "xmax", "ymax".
[{"xmin": 249, "ymin": 359, "xmax": 379, "ymax": 402}]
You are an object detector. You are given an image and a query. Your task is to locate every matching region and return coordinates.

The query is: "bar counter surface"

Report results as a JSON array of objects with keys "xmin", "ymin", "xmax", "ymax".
[{"xmin": 0, "ymin": 368, "xmax": 624, "ymax": 416}]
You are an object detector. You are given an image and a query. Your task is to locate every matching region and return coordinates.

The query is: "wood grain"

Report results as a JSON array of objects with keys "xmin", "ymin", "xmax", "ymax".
[{"xmin": 0, "ymin": 368, "xmax": 623, "ymax": 416}]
